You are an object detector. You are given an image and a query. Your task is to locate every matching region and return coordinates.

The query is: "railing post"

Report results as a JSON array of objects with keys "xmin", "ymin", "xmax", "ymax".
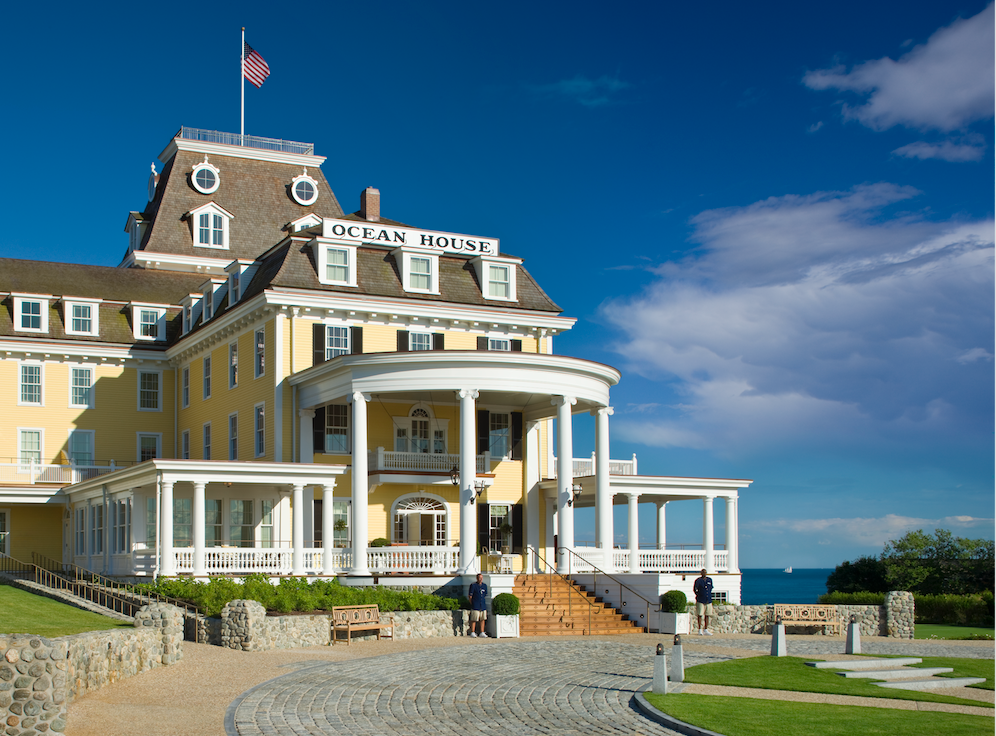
[{"xmin": 30, "ymin": 458, "xmax": 37, "ymax": 484}]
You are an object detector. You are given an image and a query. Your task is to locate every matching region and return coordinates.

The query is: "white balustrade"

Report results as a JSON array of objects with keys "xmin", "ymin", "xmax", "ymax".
[
  {"xmin": 168, "ymin": 547, "xmax": 457, "ymax": 575},
  {"xmin": 0, "ymin": 461, "xmax": 117, "ymax": 485},
  {"xmin": 368, "ymin": 451, "xmax": 490, "ymax": 474},
  {"xmin": 552, "ymin": 455, "xmax": 637, "ymax": 478},
  {"xmin": 367, "ymin": 546, "xmax": 460, "ymax": 574}
]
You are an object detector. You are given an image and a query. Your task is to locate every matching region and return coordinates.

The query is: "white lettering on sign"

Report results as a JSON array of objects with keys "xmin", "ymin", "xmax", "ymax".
[{"xmin": 321, "ymin": 218, "xmax": 498, "ymax": 256}]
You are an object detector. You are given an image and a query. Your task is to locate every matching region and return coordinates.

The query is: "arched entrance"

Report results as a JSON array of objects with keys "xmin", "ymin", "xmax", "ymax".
[{"xmin": 393, "ymin": 495, "xmax": 448, "ymax": 546}]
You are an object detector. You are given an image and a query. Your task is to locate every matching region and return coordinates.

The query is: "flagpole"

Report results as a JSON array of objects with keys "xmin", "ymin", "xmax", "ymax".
[{"xmin": 240, "ymin": 27, "xmax": 245, "ymax": 145}]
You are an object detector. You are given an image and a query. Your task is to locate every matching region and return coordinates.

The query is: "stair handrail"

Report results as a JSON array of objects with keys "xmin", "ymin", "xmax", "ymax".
[
  {"xmin": 534, "ymin": 549, "xmax": 595, "ymax": 635},
  {"xmin": 30, "ymin": 552, "xmax": 204, "ymax": 641},
  {"xmin": 557, "ymin": 547, "xmax": 660, "ymax": 632}
]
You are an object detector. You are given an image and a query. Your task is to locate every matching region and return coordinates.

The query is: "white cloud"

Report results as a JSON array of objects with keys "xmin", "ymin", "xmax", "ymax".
[
  {"xmin": 808, "ymin": 121, "xmax": 824, "ymax": 133},
  {"xmin": 748, "ymin": 514, "xmax": 995, "ymax": 549},
  {"xmin": 893, "ymin": 138, "xmax": 986, "ymax": 162},
  {"xmin": 803, "ymin": 3, "xmax": 994, "ymax": 132},
  {"xmin": 528, "ymin": 74, "xmax": 631, "ymax": 107},
  {"xmin": 601, "ymin": 184, "xmax": 994, "ymax": 455}
]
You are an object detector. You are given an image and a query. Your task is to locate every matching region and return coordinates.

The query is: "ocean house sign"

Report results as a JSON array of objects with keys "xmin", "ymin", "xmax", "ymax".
[{"xmin": 322, "ymin": 218, "xmax": 499, "ymax": 256}]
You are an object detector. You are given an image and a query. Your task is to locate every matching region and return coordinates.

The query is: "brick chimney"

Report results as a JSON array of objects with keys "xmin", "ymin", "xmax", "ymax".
[{"xmin": 360, "ymin": 187, "xmax": 380, "ymax": 222}]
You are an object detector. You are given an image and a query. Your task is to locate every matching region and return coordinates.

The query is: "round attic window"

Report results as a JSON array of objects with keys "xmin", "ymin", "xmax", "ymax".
[
  {"xmin": 191, "ymin": 160, "xmax": 220, "ymax": 194},
  {"xmin": 291, "ymin": 172, "xmax": 319, "ymax": 206}
]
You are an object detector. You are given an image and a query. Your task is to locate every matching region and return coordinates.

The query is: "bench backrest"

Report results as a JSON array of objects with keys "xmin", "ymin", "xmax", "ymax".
[
  {"xmin": 773, "ymin": 604, "xmax": 838, "ymax": 623},
  {"xmin": 331, "ymin": 605, "xmax": 382, "ymax": 626}
]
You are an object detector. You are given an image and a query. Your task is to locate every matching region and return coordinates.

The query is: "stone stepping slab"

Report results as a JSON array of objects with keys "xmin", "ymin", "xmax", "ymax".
[
  {"xmin": 837, "ymin": 667, "xmax": 953, "ymax": 680},
  {"xmin": 806, "ymin": 657, "xmax": 921, "ymax": 670},
  {"xmin": 876, "ymin": 677, "xmax": 986, "ymax": 690}
]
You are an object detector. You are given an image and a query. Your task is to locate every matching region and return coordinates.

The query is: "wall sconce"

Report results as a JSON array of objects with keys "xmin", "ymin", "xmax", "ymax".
[
  {"xmin": 567, "ymin": 483, "xmax": 583, "ymax": 507},
  {"xmin": 450, "ymin": 466, "xmax": 487, "ymax": 504},
  {"xmin": 450, "ymin": 466, "xmax": 459, "ymax": 487}
]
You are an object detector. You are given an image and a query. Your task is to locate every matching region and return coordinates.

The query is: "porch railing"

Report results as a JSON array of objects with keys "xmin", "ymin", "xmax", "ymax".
[
  {"xmin": 0, "ymin": 459, "xmax": 122, "ymax": 485},
  {"xmin": 552, "ymin": 453, "xmax": 638, "ymax": 478},
  {"xmin": 170, "ymin": 545, "xmax": 459, "ymax": 575},
  {"xmin": 610, "ymin": 548, "xmax": 729, "ymax": 572},
  {"xmin": 369, "ymin": 449, "xmax": 490, "ymax": 474}
]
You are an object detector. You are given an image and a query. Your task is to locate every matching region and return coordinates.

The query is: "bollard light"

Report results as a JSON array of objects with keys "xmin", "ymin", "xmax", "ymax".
[
  {"xmin": 656, "ymin": 643, "xmax": 664, "ymax": 655},
  {"xmin": 674, "ymin": 634, "xmax": 681, "ymax": 646},
  {"xmin": 850, "ymin": 614, "xmax": 857, "ymax": 624}
]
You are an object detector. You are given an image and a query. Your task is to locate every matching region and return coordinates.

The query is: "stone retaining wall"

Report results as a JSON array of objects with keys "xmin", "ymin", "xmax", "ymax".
[
  {"xmin": 216, "ymin": 601, "xmax": 469, "ymax": 651},
  {"xmin": 0, "ymin": 603, "xmax": 185, "ymax": 735}
]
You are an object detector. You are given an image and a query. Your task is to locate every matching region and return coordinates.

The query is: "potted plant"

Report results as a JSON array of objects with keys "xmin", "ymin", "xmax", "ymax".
[
  {"xmin": 659, "ymin": 590, "xmax": 690, "ymax": 634},
  {"xmin": 490, "ymin": 592, "xmax": 520, "ymax": 638},
  {"xmin": 333, "ymin": 519, "xmax": 348, "ymax": 548}
]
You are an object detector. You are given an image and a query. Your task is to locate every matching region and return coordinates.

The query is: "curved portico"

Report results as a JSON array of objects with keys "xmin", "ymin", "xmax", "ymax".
[{"xmin": 290, "ymin": 350, "xmax": 620, "ymax": 575}]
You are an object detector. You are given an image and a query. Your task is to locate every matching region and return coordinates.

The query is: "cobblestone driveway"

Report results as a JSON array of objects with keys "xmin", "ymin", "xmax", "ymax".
[{"xmin": 227, "ymin": 640, "xmax": 729, "ymax": 735}]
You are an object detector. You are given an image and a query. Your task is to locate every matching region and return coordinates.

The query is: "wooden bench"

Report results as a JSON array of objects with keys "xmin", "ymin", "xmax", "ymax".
[
  {"xmin": 331, "ymin": 604, "xmax": 394, "ymax": 645},
  {"xmin": 771, "ymin": 604, "xmax": 841, "ymax": 636}
]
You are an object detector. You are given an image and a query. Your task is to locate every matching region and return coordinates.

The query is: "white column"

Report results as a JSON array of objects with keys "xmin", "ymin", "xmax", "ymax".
[
  {"xmin": 594, "ymin": 406, "xmax": 613, "ymax": 570},
  {"xmin": 299, "ymin": 409, "xmax": 315, "ymax": 462},
  {"xmin": 292, "ymin": 484, "xmax": 305, "ymax": 575},
  {"xmin": 458, "ymin": 388, "xmax": 479, "ymax": 574},
  {"xmin": 524, "ymin": 420, "xmax": 541, "ymax": 574},
  {"xmin": 657, "ymin": 501, "xmax": 667, "ymax": 550},
  {"xmin": 160, "ymin": 479, "xmax": 175, "ymax": 576},
  {"xmin": 703, "ymin": 496, "xmax": 715, "ymax": 574},
  {"xmin": 350, "ymin": 392, "xmax": 371, "ymax": 575},
  {"xmin": 192, "ymin": 481, "xmax": 206, "ymax": 577},
  {"xmin": 726, "ymin": 496, "xmax": 739, "ymax": 573},
  {"xmin": 627, "ymin": 492, "xmax": 640, "ymax": 574},
  {"xmin": 554, "ymin": 394, "xmax": 576, "ymax": 574},
  {"xmin": 304, "ymin": 487, "xmax": 315, "ymax": 548},
  {"xmin": 322, "ymin": 483, "xmax": 337, "ymax": 575}
]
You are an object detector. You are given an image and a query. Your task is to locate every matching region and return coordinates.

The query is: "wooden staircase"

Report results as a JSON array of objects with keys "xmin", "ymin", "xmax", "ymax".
[{"xmin": 514, "ymin": 573, "xmax": 646, "ymax": 636}]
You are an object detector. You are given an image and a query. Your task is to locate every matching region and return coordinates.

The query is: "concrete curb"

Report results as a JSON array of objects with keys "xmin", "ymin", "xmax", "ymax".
[{"xmin": 633, "ymin": 690, "xmax": 728, "ymax": 736}]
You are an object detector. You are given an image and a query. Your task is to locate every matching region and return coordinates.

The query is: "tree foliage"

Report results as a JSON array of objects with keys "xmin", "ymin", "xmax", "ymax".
[{"xmin": 826, "ymin": 529, "xmax": 994, "ymax": 596}]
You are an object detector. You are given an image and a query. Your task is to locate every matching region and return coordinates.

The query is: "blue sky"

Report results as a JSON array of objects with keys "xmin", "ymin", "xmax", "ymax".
[{"xmin": 1, "ymin": 1, "xmax": 992, "ymax": 568}]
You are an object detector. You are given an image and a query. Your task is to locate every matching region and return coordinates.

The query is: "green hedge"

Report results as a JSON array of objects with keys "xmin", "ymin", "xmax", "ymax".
[
  {"xmin": 136, "ymin": 574, "xmax": 460, "ymax": 617},
  {"xmin": 816, "ymin": 591, "xmax": 994, "ymax": 626}
]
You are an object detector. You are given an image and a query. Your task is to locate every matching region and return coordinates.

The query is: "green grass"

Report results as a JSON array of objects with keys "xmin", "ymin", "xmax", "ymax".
[
  {"xmin": 643, "ymin": 693, "xmax": 992, "ymax": 736},
  {"xmin": 910, "ymin": 657, "xmax": 994, "ymax": 690},
  {"xmin": 915, "ymin": 623, "xmax": 994, "ymax": 640},
  {"xmin": 0, "ymin": 584, "xmax": 133, "ymax": 638},
  {"xmin": 683, "ymin": 656, "xmax": 993, "ymax": 708}
]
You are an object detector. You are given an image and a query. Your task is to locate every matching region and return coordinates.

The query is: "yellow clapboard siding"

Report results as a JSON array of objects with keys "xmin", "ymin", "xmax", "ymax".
[{"xmin": 8, "ymin": 505, "xmax": 62, "ymax": 561}]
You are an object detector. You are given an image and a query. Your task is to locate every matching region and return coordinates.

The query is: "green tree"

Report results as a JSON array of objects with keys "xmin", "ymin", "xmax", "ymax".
[
  {"xmin": 882, "ymin": 529, "xmax": 994, "ymax": 595},
  {"xmin": 825, "ymin": 555, "xmax": 888, "ymax": 594}
]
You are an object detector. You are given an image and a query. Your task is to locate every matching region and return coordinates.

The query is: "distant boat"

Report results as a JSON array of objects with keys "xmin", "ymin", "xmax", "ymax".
[{"xmin": 783, "ymin": 566, "xmax": 793, "ymax": 573}]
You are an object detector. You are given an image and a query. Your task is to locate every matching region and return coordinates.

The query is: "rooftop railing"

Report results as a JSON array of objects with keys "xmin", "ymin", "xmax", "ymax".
[{"xmin": 178, "ymin": 127, "xmax": 315, "ymax": 155}]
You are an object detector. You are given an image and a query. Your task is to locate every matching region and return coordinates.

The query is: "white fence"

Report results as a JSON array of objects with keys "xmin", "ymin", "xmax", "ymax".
[
  {"xmin": 369, "ymin": 449, "xmax": 490, "ymax": 474},
  {"xmin": 552, "ymin": 454, "xmax": 638, "ymax": 478},
  {"xmin": 0, "ymin": 461, "xmax": 118, "ymax": 485},
  {"xmin": 170, "ymin": 546, "xmax": 458, "ymax": 575}
]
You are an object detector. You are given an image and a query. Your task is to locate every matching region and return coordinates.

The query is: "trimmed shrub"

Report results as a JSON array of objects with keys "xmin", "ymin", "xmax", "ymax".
[
  {"xmin": 660, "ymin": 590, "xmax": 688, "ymax": 613},
  {"xmin": 915, "ymin": 593, "xmax": 993, "ymax": 626},
  {"xmin": 492, "ymin": 593, "xmax": 520, "ymax": 616},
  {"xmin": 818, "ymin": 591, "xmax": 886, "ymax": 605},
  {"xmin": 370, "ymin": 538, "xmax": 391, "ymax": 548}
]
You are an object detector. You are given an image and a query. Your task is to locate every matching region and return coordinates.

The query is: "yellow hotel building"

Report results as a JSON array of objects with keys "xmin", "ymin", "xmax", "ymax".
[{"xmin": 0, "ymin": 128, "xmax": 750, "ymax": 605}]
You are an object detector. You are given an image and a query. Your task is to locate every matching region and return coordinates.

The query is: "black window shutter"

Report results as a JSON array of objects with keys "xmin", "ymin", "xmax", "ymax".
[
  {"xmin": 476, "ymin": 336, "xmax": 488, "ymax": 351},
  {"xmin": 433, "ymin": 333, "xmax": 444, "ymax": 350},
  {"xmin": 312, "ymin": 406, "xmax": 326, "ymax": 454},
  {"xmin": 477, "ymin": 410, "xmax": 489, "ymax": 454},
  {"xmin": 397, "ymin": 330, "xmax": 409, "ymax": 352},
  {"xmin": 312, "ymin": 324, "xmax": 326, "ymax": 366},
  {"xmin": 511, "ymin": 339, "xmax": 523, "ymax": 352},
  {"xmin": 350, "ymin": 326, "xmax": 364, "ymax": 354},
  {"xmin": 511, "ymin": 412, "xmax": 523, "ymax": 461},
  {"xmin": 511, "ymin": 504, "xmax": 523, "ymax": 554},
  {"xmin": 477, "ymin": 503, "xmax": 490, "ymax": 553}
]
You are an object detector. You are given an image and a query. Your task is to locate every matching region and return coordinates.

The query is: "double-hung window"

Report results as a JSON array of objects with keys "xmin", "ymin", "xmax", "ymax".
[
  {"xmin": 173, "ymin": 498, "xmax": 192, "ymax": 548},
  {"xmin": 229, "ymin": 414, "xmax": 238, "ymax": 460},
  {"xmin": 410, "ymin": 257, "xmax": 431, "ymax": 290},
  {"xmin": 409, "ymin": 332, "xmax": 432, "ymax": 351},
  {"xmin": 326, "ymin": 326, "xmax": 350, "ymax": 359},
  {"xmin": 316, "ymin": 242, "xmax": 357, "ymax": 287},
  {"xmin": 138, "ymin": 371, "xmax": 160, "ymax": 410},
  {"xmin": 254, "ymin": 330, "xmax": 265, "ymax": 378},
  {"xmin": 393, "ymin": 248, "xmax": 439, "ymax": 294},
  {"xmin": 91, "ymin": 504, "xmax": 104, "ymax": 555},
  {"xmin": 203, "ymin": 423, "xmax": 212, "ymax": 460},
  {"xmin": 67, "ymin": 301, "xmax": 99, "ymax": 335},
  {"xmin": 205, "ymin": 500, "xmax": 223, "ymax": 546},
  {"xmin": 69, "ymin": 430, "xmax": 94, "ymax": 465},
  {"xmin": 489, "ymin": 413, "xmax": 510, "ymax": 458},
  {"xmin": 327, "ymin": 248, "xmax": 349, "ymax": 282},
  {"xmin": 254, "ymin": 404, "xmax": 265, "ymax": 457},
  {"xmin": 111, "ymin": 498, "xmax": 130, "ymax": 554},
  {"xmin": 140, "ymin": 310, "xmax": 161, "ymax": 339},
  {"xmin": 181, "ymin": 430, "xmax": 190, "ymax": 459},
  {"xmin": 489, "ymin": 337, "xmax": 511, "ymax": 351},
  {"xmin": 138, "ymin": 434, "xmax": 160, "ymax": 462},
  {"xmin": 71, "ymin": 367, "xmax": 93, "ymax": 408},
  {"xmin": 203, "ymin": 356, "xmax": 212, "ymax": 399},
  {"xmin": 75, "ymin": 508, "xmax": 86, "ymax": 556},
  {"xmin": 260, "ymin": 500, "xmax": 275, "ymax": 548},
  {"xmin": 229, "ymin": 343, "xmax": 238, "ymax": 389},
  {"xmin": 181, "ymin": 367, "xmax": 190, "ymax": 408},
  {"xmin": 230, "ymin": 500, "xmax": 254, "ymax": 547},
  {"xmin": 18, "ymin": 429, "xmax": 42, "ymax": 471},
  {"xmin": 324, "ymin": 405, "xmax": 349, "ymax": 453},
  {"xmin": 19, "ymin": 364, "xmax": 42, "ymax": 405}
]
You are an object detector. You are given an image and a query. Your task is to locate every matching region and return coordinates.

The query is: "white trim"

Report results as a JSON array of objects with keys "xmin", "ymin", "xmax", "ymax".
[
  {"xmin": 472, "ymin": 255, "xmax": 520, "ymax": 303},
  {"xmin": 13, "ymin": 295, "xmax": 49, "ymax": 334},
  {"xmin": 132, "ymin": 305, "xmax": 167, "ymax": 342},
  {"xmin": 393, "ymin": 248, "xmax": 439, "ymax": 294},
  {"xmin": 64, "ymin": 298, "xmax": 102, "ymax": 336},
  {"xmin": 191, "ymin": 160, "xmax": 221, "ymax": 195},
  {"xmin": 290, "ymin": 213, "xmax": 322, "ymax": 232},
  {"xmin": 315, "ymin": 240, "xmax": 358, "ymax": 288},
  {"xmin": 290, "ymin": 171, "xmax": 319, "ymax": 206},
  {"xmin": 17, "ymin": 361, "xmax": 44, "ymax": 407},
  {"xmin": 188, "ymin": 202, "xmax": 233, "ymax": 251},
  {"xmin": 137, "ymin": 369, "xmax": 163, "ymax": 412},
  {"xmin": 161, "ymin": 137, "xmax": 327, "ymax": 169}
]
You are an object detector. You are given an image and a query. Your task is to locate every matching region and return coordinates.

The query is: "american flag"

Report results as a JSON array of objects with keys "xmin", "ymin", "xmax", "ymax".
[{"xmin": 243, "ymin": 42, "xmax": 270, "ymax": 88}]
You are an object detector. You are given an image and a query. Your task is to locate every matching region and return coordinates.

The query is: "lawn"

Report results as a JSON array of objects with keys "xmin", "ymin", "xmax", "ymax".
[
  {"xmin": 643, "ymin": 693, "xmax": 992, "ymax": 736},
  {"xmin": 682, "ymin": 656, "xmax": 993, "ymax": 708},
  {"xmin": 0, "ymin": 583, "xmax": 133, "ymax": 638},
  {"xmin": 915, "ymin": 623, "xmax": 994, "ymax": 641}
]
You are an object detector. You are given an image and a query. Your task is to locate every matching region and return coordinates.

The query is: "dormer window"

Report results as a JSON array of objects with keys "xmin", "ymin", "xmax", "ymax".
[
  {"xmin": 124, "ymin": 212, "xmax": 148, "ymax": 254},
  {"xmin": 65, "ymin": 299, "xmax": 101, "ymax": 336},
  {"xmin": 179, "ymin": 294, "xmax": 201, "ymax": 335},
  {"xmin": 13, "ymin": 295, "xmax": 49, "ymax": 333},
  {"xmin": 290, "ymin": 170, "xmax": 319, "ymax": 206},
  {"xmin": 191, "ymin": 159, "xmax": 220, "ymax": 195},
  {"xmin": 132, "ymin": 304, "xmax": 167, "ymax": 341},
  {"xmin": 230, "ymin": 271, "xmax": 240, "ymax": 303},
  {"xmin": 472, "ymin": 255, "xmax": 519, "ymax": 302},
  {"xmin": 188, "ymin": 202, "xmax": 233, "ymax": 250},
  {"xmin": 315, "ymin": 241, "xmax": 358, "ymax": 287},
  {"xmin": 290, "ymin": 213, "xmax": 322, "ymax": 232},
  {"xmin": 393, "ymin": 248, "xmax": 439, "ymax": 294}
]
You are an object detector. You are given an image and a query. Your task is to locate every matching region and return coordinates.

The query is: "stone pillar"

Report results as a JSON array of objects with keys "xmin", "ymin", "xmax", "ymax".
[
  {"xmin": 192, "ymin": 481, "xmax": 207, "ymax": 577},
  {"xmin": 884, "ymin": 591, "xmax": 915, "ymax": 639},
  {"xmin": 553, "ymin": 395, "xmax": 576, "ymax": 574},
  {"xmin": 134, "ymin": 602, "xmax": 185, "ymax": 664},
  {"xmin": 458, "ymin": 388, "xmax": 479, "ymax": 574},
  {"xmin": 703, "ymin": 496, "xmax": 715, "ymax": 574},
  {"xmin": 292, "ymin": 483, "xmax": 305, "ymax": 576},
  {"xmin": 299, "ymin": 409, "xmax": 315, "ymax": 462},
  {"xmin": 524, "ymin": 420, "xmax": 541, "ymax": 574},
  {"xmin": 350, "ymin": 392, "xmax": 371, "ymax": 575},
  {"xmin": 627, "ymin": 492, "xmax": 640, "ymax": 574},
  {"xmin": 657, "ymin": 501, "xmax": 667, "ymax": 550},
  {"xmin": 221, "ymin": 599, "xmax": 270, "ymax": 651},
  {"xmin": 594, "ymin": 406, "xmax": 613, "ymax": 571},
  {"xmin": 160, "ymin": 479, "xmax": 175, "ymax": 576},
  {"xmin": 725, "ymin": 496, "xmax": 739, "ymax": 573},
  {"xmin": 322, "ymin": 483, "xmax": 337, "ymax": 575}
]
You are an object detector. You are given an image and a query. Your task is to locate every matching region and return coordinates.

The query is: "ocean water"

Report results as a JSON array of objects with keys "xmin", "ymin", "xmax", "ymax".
[{"xmin": 740, "ymin": 568, "xmax": 834, "ymax": 605}]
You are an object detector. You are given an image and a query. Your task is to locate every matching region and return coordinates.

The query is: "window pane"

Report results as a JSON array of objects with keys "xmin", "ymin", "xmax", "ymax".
[
  {"xmin": 21, "ymin": 365, "xmax": 41, "ymax": 404},
  {"xmin": 199, "ymin": 213, "xmax": 210, "ymax": 244},
  {"xmin": 229, "ymin": 415, "xmax": 238, "ymax": 460},
  {"xmin": 489, "ymin": 338, "xmax": 510, "ymax": 351},
  {"xmin": 230, "ymin": 500, "xmax": 254, "ymax": 547},
  {"xmin": 255, "ymin": 330, "xmax": 265, "ymax": 376},
  {"xmin": 410, "ymin": 332, "xmax": 431, "ymax": 351},
  {"xmin": 140, "ymin": 372, "xmax": 159, "ymax": 409},
  {"xmin": 411, "ymin": 257, "xmax": 431, "ymax": 290},
  {"xmin": 489, "ymin": 265, "xmax": 510, "ymax": 297},
  {"xmin": 140, "ymin": 435, "xmax": 158, "ymax": 461},
  {"xmin": 326, "ymin": 248, "xmax": 349, "ymax": 282},
  {"xmin": 212, "ymin": 214, "xmax": 224, "ymax": 245},
  {"xmin": 205, "ymin": 499, "xmax": 223, "ymax": 547},
  {"xmin": 229, "ymin": 344, "xmax": 238, "ymax": 387},
  {"xmin": 173, "ymin": 498, "xmax": 191, "ymax": 547},
  {"xmin": 21, "ymin": 301, "xmax": 41, "ymax": 329},
  {"xmin": 140, "ymin": 310, "xmax": 159, "ymax": 338},
  {"xmin": 489, "ymin": 413, "xmax": 510, "ymax": 457},
  {"xmin": 325, "ymin": 404, "xmax": 349, "ymax": 453},
  {"xmin": 325, "ymin": 326, "xmax": 350, "ymax": 358},
  {"xmin": 20, "ymin": 431, "xmax": 41, "ymax": 468},
  {"xmin": 70, "ymin": 432, "xmax": 92, "ymax": 464},
  {"xmin": 72, "ymin": 304, "xmax": 92, "ymax": 332},
  {"xmin": 72, "ymin": 368, "xmax": 92, "ymax": 407}
]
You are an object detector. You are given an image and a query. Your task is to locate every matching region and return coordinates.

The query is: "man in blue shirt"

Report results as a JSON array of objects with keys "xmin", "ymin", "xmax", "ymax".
[
  {"xmin": 693, "ymin": 569, "xmax": 714, "ymax": 636},
  {"xmin": 468, "ymin": 573, "xmax": 489, "ymax": 638}
]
